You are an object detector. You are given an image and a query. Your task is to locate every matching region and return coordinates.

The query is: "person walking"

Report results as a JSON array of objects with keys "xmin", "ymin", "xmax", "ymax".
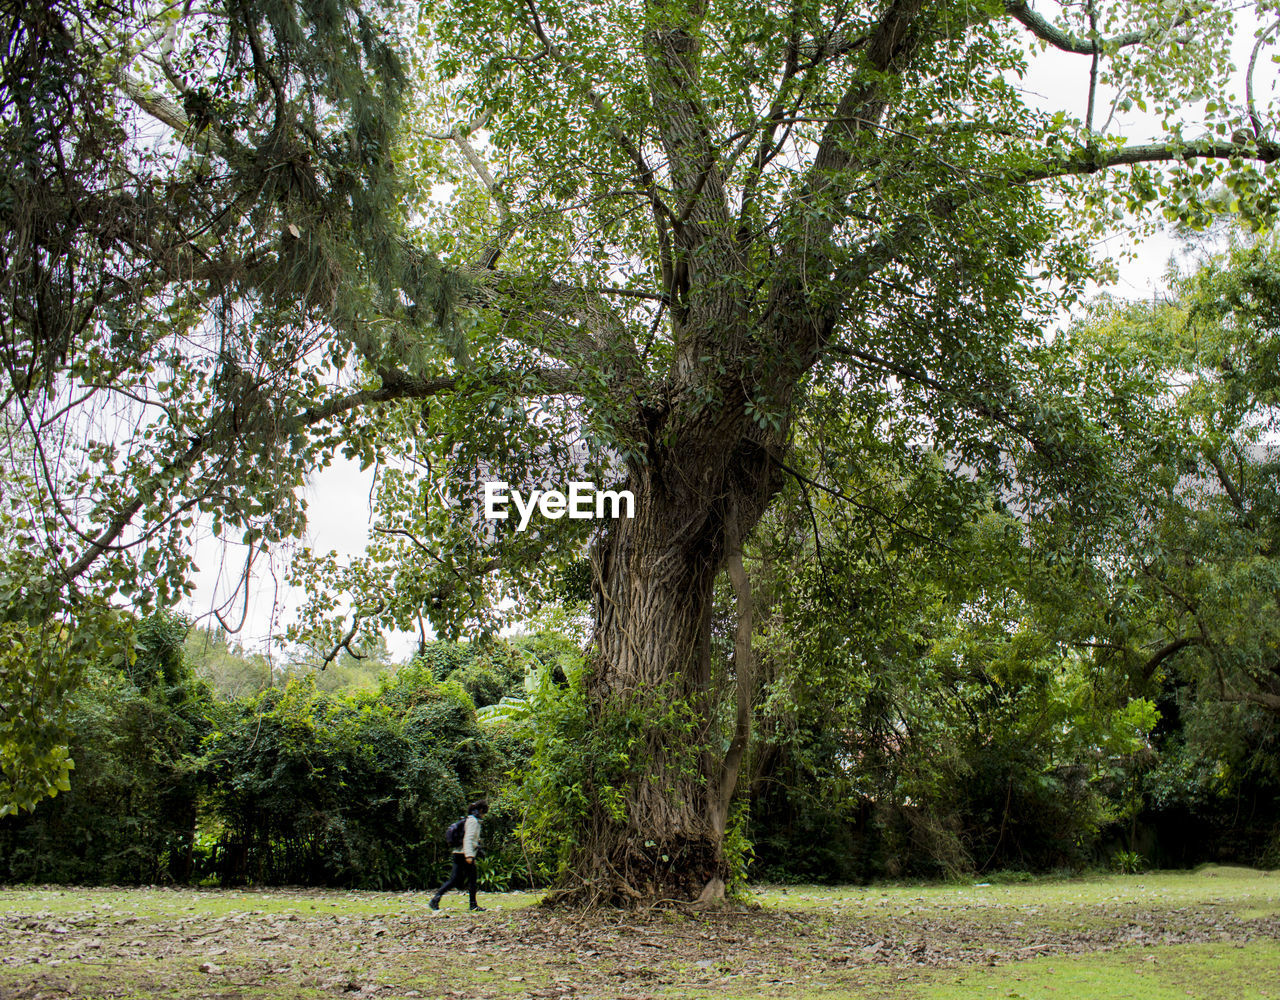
[{"xmin": 430, "ymin": 800, "xmax": 488, "ymax": 911}]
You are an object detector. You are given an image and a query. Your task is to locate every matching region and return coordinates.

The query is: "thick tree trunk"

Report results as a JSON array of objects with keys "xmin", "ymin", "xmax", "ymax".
[{"xmin": 565, "ymin": 435, "xmax": 777, "ymax": 904}]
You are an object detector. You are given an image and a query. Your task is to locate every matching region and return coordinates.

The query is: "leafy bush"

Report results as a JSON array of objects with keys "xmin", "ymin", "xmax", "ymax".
[
  {"xmin": 502, "ymin": 653, "xmax": 755, "ymax": 897},
  {"xmin": 0, "ymin": 612, "xmax": 210, "ymax": 883},
  {"xmin": 2, "ymin": 623, "xmax": 530, "ymax": 890},
  {"xmin": 200, "ymin": 670, "xmax": 507, "ymax": 888}
]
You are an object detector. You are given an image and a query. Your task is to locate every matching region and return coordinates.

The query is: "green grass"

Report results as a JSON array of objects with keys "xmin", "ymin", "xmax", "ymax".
[
  {"xmin": 750, "ymin": 868, "xmax": 1280, "ymax": 934},
  {"xmin": 656, "ymin": 941, "xmax": 1280, "ymax": 1000},
  {"xmin": 752, "ymin": 866, "xmax": 1280, "ymax": 912},
  {"xmin": 1, "ymin": 868, "xmax": 1276, "ymax": 999},
  {"xmin": 914, "ymin": 940, "xmax": 1280, "ymax": 1000}
]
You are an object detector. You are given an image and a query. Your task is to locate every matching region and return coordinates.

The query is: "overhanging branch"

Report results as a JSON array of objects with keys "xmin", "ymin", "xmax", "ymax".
[
  {"xmin": 62, "ymin": 365, "xmax": 583, "ymax": 586},
  {"xmin": 1005, "ymin": 1, "xmax": 1198, "ymax": 55},
  {"xmin": 824, "ymin": 132, "xmax": 1280, "ymax": 322},
  {"xmin": 1013, "ymin": 137, "xmax": 1280, "ymax": 185},
  {"xmin": 117, "ymin": 71, "xmax": 229, "ymax": 156},
  {"xmin": 1142, "ymin": 635, "xmax": 1197, "ymax": 681}
]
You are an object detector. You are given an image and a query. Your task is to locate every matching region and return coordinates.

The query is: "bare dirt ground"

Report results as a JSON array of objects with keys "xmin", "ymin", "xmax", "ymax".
[{"xmin": 2, "ymin": 868, "xmax": 1278, "ymax": 999}]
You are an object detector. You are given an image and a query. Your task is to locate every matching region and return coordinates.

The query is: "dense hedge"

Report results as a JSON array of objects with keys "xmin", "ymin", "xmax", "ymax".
[
  {"xmin": 0, "ymin": 614, "xmax": 207, "ymax": 884},
  {"xmin": 0, "ymin": 620, "xmax": 527, "ymax": 889}
]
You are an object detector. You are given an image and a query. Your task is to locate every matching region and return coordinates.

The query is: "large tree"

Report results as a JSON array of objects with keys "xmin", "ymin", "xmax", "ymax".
[{"xmin": 3, "ymin": 0, "xmax": 1279, "ymax": 897}]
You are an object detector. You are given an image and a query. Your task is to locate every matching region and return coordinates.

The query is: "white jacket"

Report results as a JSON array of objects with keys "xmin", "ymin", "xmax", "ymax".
[{"xmin": 460, "ymin": 814, "xmax": 482, "ymax": 858}]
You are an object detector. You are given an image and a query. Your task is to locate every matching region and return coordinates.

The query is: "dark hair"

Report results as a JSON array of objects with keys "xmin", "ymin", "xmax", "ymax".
[{"xmin": 468, "ymin": 800, "xmax": 489, "ymax": 815}]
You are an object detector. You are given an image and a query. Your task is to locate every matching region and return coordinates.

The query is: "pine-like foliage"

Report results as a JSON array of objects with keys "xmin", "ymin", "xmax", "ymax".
[{"xmin": 0, "ymin": 0, "xmax": 460, "ymax": 813}]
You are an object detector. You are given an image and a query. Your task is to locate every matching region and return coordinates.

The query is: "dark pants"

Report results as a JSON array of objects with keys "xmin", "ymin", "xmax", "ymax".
[{"xmin": 433, "ymin": 853, "xmax": 477, "ymax": 906}]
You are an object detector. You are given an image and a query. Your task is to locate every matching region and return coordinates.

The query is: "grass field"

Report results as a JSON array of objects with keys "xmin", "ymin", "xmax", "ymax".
[{"xmin": 2, "ymin": 867, "xmax": 1277, "ymax": 999}]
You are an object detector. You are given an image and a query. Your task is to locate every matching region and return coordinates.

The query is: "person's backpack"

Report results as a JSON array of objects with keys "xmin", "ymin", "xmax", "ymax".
[{"xmin": 444, "ymin": 816, "xmax": 467, "ymax": 849}]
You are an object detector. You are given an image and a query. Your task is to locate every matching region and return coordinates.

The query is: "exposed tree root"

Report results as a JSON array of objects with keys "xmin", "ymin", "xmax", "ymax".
[{"xmin": 541, "ymin": 837, "xmax": 729, "ymax": 909}]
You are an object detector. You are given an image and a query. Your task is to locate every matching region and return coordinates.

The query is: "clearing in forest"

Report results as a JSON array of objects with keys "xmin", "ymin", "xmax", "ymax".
[{"xmin": 1, "ymin": 867, "xmax": 1277, "ymax": 999}]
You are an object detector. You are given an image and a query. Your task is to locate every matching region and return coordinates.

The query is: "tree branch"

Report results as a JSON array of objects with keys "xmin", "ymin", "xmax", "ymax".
[
  {"xmin": 826, "ymin": 344, "xmax": 1050, "ymax": 451},
  {"xmin": 321, "ymin": 602, "xmax": 386, "ymax": 667},
  {"xmin": 795, "ymin": 25, "xmax": 869, "ymax": 70},
  {"xmin": 1219, "ymin": 686, "xmax": 1280, "ymax": 714},
  {"xmin": 1012, "ymin": 137, "xmax": 1280, "ymax": 185},
  {"xmin": 778, "ymin": 455, "xmax": 948, "ymax": 549},
  {"xmin": 1205, "ymin": 446, "xmax": 1251, "ymax": 520},
  {"xmin": 116, "ymin": 70, "xmax": 228, "ymax": 156},
  {"xmin": 294, "ymin": 365, "xmax": 586, "ymax": 430},
  {"xmin": 1247, "ymin": 16, "xmax": 1280, "ymax": 139},
  {"xmin": 820, "ymin": 131, "xmax": 1280, "ymax": 335},
  {"xmin": 521, "ymin": 0, "xmax": 678, "ymax": 227},
  {"xmin": 1005, "ymin": 1, "xmax": 1198, "ymax": 55},
  {"xmin": 60, "ymin": 365, "xmax": 582, "ymax": 587},
  {"xmin": 1085, "ymin": 1, "xmax": 1099, "ymax": 133},
  {"xmin": 62, "ymin": 433, "xmax": 210, "ymax": 583},
  {"xmin": 809, "ymin": 0, "xmax": 927, "ymax": 180},
  {"xmin": 737, "ymin": 14, "xmax": 805, "ymax": 229},
  {"xmin": 1142, "ymin": 635, "xmax": 1196, "ymax": 681},
  {"xmin": 445, "ymin": 120, "xmax": 516, "ymax": 269}
]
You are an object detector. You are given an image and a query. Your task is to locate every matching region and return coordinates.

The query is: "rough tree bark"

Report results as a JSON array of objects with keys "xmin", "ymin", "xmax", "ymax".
[{"xmin": 581, "ymin": 423, "xmax": 779, "ymax": 903}]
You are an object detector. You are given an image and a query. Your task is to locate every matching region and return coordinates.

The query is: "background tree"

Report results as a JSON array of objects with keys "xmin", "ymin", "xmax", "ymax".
[
  {"xmin": 184, "ymin": 625, "xmax": 279, "ymax": 699},
  {"xmin": 0, "ymin": 622, "xmax": 536, "ymax": 889},
  {"xmin": 1017, "ymin": 231, "xmax": 1280, "ymax": 867},
  {"xmin": 1008, "ymin": 230, "xmax": 1280, "ymax": 716},
  {"xmin": 3, "ymin": 0, "xmax": 1280, "ymax": 899},
  {"xmin": 741, "ymin": 443, "xmax": 1160, "ymax": 880}
]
